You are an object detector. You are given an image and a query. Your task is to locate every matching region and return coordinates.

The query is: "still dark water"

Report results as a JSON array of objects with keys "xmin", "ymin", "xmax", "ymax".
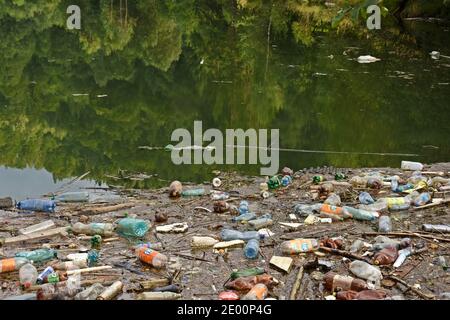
[{"xmin": 0, "ymin": 12, "xmax": 449, "ymax": 197}]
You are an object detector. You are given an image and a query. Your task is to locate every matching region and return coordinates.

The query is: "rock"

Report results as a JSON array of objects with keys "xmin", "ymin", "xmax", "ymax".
[
  {"xmin": 169, "ymin": 181, "xmax": 182, "ymax": 197},
  {"xmin": 155, "ymin": 212, "xmax": 168, "ymax": 223}
]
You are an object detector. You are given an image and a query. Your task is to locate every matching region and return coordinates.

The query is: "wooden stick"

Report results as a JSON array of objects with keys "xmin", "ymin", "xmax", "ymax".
[
  {"xmin": 363, "ymin": 232, "xmax": 450, "ymax": 243},
  {"xmin": 319, "ymin": 246, "xmax": 372, "ymax": 263},
  {"xmin": 289, "ymin": 265, "xmax": 304, "ymax": 300},
  {"xmin": 139, "ymin": 278, "xmax": 170, "ymax": 291},
  {"xmin": 66, "ymin": 265, "xmax": 112, "ymax": 275},
  {"xmin": 412, "ymin": 198, "xmax": 449, "ymax": 210},
  {"xmin": 388, "ymin": 275, "xmax": 435, "ymax": 300},
  {"xmin": 78, "ymin": 203, "xmax": 135, "ymax": 216},
  {"xmin": 1, "ymin": 227, "xmax": 68, "ymax": 246}
]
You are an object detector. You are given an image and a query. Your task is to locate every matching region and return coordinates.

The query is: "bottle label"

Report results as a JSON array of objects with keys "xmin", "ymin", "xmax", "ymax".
[
  {"xmin": 386, "ymin": 198, "xmax": 406, "ymax": 207},
  {"xmin": 248, "ymin": 285, "xmax": 268, "ymax": 300},
  {"xmin": 320, "ymin": 204, "xmax": 343, "ymax": 215},
  {"xmin": 47, "ymin": 272, "xmax": 60, "ymax": 283},
  {"xmin": 139, "ymin": 248, "xmax": 159, "ymax": 265},
  {"xmin": 289, "ymin": 239, "xmax": 313, "ymax": 253},
  {"xmin": 1, "ymin": 258, "xmax": 16, "ymax": 272}
]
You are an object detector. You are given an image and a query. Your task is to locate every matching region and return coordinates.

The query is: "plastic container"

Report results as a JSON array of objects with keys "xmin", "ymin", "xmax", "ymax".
[
  {"xmin": 324, "ymin": 272, "xmax": 368, "ymax": 292},
  {"xmin": 281, "ymin": 175, "xmax": 292, "ymax": 187},
  {"xmin": 232, "ymin": 212, "xmax": 256, "ymax": 223},
  {"xmin": 244, "ymin": 239, "xmax": 260, "ymax": 259},
  {"xmin": 15, "ymin": 248, "xmax": 57, "ymax": 263},
  {"xmin": 358, "ymin": 200, "xmax": 388, "ymax": 212},
  {"xmin": 401, "ymin": 161, "xmax": 423, "ymax": 171},
  {"xmin": 324, "ymin": 193, "xmax": 341, "ymax": 206},
  {"xmin": 413, "ymin": 192, "xmax": 431, "ymax": 207},
  {"xmin": 16, "ymin": 199, "xmax": 56, "ymax": 212},
  {"xmin": 230, "ymin": 267, "xmax": 265, "ymax": 280},
  {"xmin": 393, "ymin": 247, "xmax": 412, "ymax": 268},
  {"xmin": 136, "ymin": 247, "xmax": 167, "ymax": 268},
  {"xmin": 358, "ymin": 192, "xmax": 374, "ymax": 205},
  {"xmin": 349, "ymin": 260, "xmax": 382, "ymax": 287},
  {"xmin": 54, "ymin": 192, "xmax": 89, "ymax": 202},
  {"xmin": 238, "ymin": 201, "xmax": 249, "ymax": 215},
  {"xmin": 116, "ymin": 218, "xmax": 149, "ymax": 238},
  {"xmin": 378, "ymin": 216, "xmax": 392, "ymax": 233},
  {"xmin": 280, "ymin": 239, "xmax": 319, "ymax": 254},
  {"xmin": 71, "ymin": 222, "xmax": 115, "ymax": 236},
  {"xmin": 19, "ymin": 263, "xmax": 38, "ymax": 288},
  {"xmin": 75, "ymin": 283, "xmax": 105, "ymax": 300},
  {"xmin": 373, "ymin": 247, "xmax": 398, "ymax": 265},
  {"xmin": 242, "ymin": 283, "xmax": 268, "ymax": 300},
  {"xmin": 220, "ymin": 229, "xmax": 262, "ymax": 241},
  {"xmin": 0, "ymin": 257, "xmax": 29, "ymax": 273},
  {"xmin": 248, "ymin": 216, "xmax": 273, "ymax": 230}
]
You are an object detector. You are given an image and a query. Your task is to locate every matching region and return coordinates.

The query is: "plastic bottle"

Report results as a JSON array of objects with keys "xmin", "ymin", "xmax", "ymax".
[
  {"xmin": 19, "ymin": 263, "xmax": 38, "ymax": 288},
  {"xmin": 242, "ymin": 283, "xmax": 268, "ymax": 300},
  {"xmin": 87, "ymin": 250, "xmax": 99, "ymax": 267},
  {"xmin": 319, "ymin": 204, "xmax": 352, "ymax": 221},
  {"xmin": 422, "ymin": 224, "xmax": 450, "ymax": 233},
  {"xmin": 281, "ymin": 175, "xmax": 292, "ymax": 187},
  {"xmin": 220, "ymin": 229, "xmax": 262, "ymax": 241},
  {"xmin": 401, "ymin": 161, "xmax": 423, "ymax": 171},
  {"xmin": 226, "ymin": 274, "xmax": 274, "ymax": 291},
  {"xmin": 280, "ymin": 239, "xmax": 320, "ymax": 254},
  {"xmin": 37, "ymin": 266, "xmax": 55, "ymax": 284},
  {"xmin": 51, "ymin": 259, "xmax": 88, "ymax": 271},
  {"xmin": 238, "ymin": 201, "xmax": 249, "ymax": 215},
  {"xmin": 429, "ymin": 177, "xmax": 450, "ymax": 188},
  {"xmin": 367, "ymin": 177, "xmax": 383, "ymax": 189},
  {"xmin": 293, "ymin": 203, "xmax": 320, "ymax": 217},
  {"xmin": 97, "ymin": 281, "xmax": 123, "ymax": 300},
  {"xmin": 75, "ymin": 283, "xmax": 105, "ymax": 300},
  {"xmin": 230, "ymin": 267, "xmax": 265, "ymax": 280},
  {"xmin": 137, "ymin": 292, "xmax": 182, "ymax": 300},
  {"xmin": 378, "ymin": 215, "xmax": 392, "ymax": 232},
  {"xmin": 134, "ymin": 242, "xmax": 164, "ymax": 251},
  {"xmin": 15, "ymin": 248, "xmax": 57, "ymax": 263},
  {"xmin": 232, "ymin": 212, "xmax": 257, "ymax": 223},
  {"xmin": 324, "ymin": 193, "xmax": 341, "ymax": 206},
  {"xmin": 335, "ymin": 173, "xmax": 346, "ymax": 181},
  {"xmin": 136, "ymin": 247, "xmax": 167, "ymax": 268},
  {"xmin": 373, "ymin": 247, "xmax": 398, "ymax": 265},
  {"xmin": 358, "ymin": 192, "xmax": 374, "ymax": 205},
  {"xmin": 343, "ymin": 206, "xmax": 379, "ymax": 221},
  {"xmin": 213, "ymin": 201, "xmax": 230, "ymax": 213},
  {"xmin": 71, "ymin": 222, "xmax": 115, "ymax": 236},
  {"xmin": 211, "ymin": 191, "xmax": 230, "ymax": 200},
  {"xmin": 16, "ymin": 199, "xmax": 56, "ymax": 212},
  {"xmin": 350, "ymin": 176, "xmax": 367, "ymax": 188},
  {"xmin": 116, "ymin": 218, "xmax": 149, "ymax": 238},
  {"xmin": 413, "ymin": 192, "xmax": 431, "ymax": 207},
  {"xmin": 349, "ymin": 260, "xmax": 382, "ymax": 287},
  {"xmin": 393, "ymin": 247, "xmax": 412, "ymax": 268},
  {"xmin": 267, "ymin": 176, "xmax": 281, "ymax": 189},
  {"xmin": 349, "ymin": 240, "xmax": 364, "ymax": 253},
  {"xmin": 312, "ymin": 175, "xmax": 324, "ymax": 184},
  {"xmin": 248, "ymin": 215, "xmax": 273, "ymax": 230},
  {"xmin": 54, "ymin": 191, "xmax": 89, "ymax": 203},
  {"xmin": 358, "ymin": 200, "xmax": 388, "ymax": 212},
  {"xmin": 0, "ymin": 257, "xmax": 29, "ymax": 273},
  {"xmin": 372, "ymin": 236, "xmax": 411, "ymax": 251},
  {"xmin": 244, "ymin": 239, "xmax": 259, "ymax": 259},
  {"xmin": 181, "ymin": 189, "xmax": 205, "ymax": 196},
  {"xmin": 391, "ymin": 180, "xmax": 414, "ymax": 192},
  {"xmin": 323, "ymin": 272, "xmax": 368, "ymax": 292}
]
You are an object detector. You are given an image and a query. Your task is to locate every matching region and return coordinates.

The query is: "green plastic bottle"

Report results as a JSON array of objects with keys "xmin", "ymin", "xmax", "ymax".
[
  {"xmin": 15, "ymin": 249, "xmax": 57, "ymax": 263},
  {"xmin": 116, "ymin": 218, "xmax": 149, "ymax": 238},
  {"xmin": 230, "ymin": 267, "xmax": 265, "ymax": 280},
  {"xmin": 267, "ymin": 176, "xmax": 281, "ymax": 190},
  {"xmin": 313, "ymin": 175, "xmax": 324, "ymax": 184}
]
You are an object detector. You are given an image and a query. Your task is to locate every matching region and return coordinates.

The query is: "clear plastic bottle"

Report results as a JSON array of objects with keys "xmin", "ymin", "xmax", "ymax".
[
  {"xmin": 293, "ymin": 203, "xmax": 320, "ymax": 217},
  {"xmin": 71, "ymin": 222, "xmax": 115, "ymax": 236},
  {"xmin": 54, "ymin": 191, "xmax": 89, "ymax": 203},
  {"xmin": 242, "ymin": 283, "xmax": 268, "ymax": 300},
  {"xmin": 136, "ymin": 247, "xmax": 167, "ymax": 268},
  {"xmin": 378, "ymin": 216, "xmax": 392, "ymax": 232},
  {"xmin": 238, "ymin": 201, "xmax": 249, "ymax": 215},
  {"xmin": 75, "ymin": 283, "xmax": 105, "ymax": 300},
  {"xmin": 349, "ymin": 260, "xmax": 382, "ymax": 287},
  {"xmin": 350, "ymin": 176, "xmax": 368, "ymax": 188},
  {"xmin": 232, "ymin": 212, "xmax": 257, "ymax": 223},
  {"xmin": 0, "ymin": 257, "xmax": 29, "ymax": 273},
  {"xmin": 324, "ymin": 193, "xmax": 341, "ymax": 206},
  {"xmin": 181, "ymin": 189, "xmax": 205, "ymax": 196},
  {"xmin": 15, "ymin": 248, "xmax": 57, "ymax": 263},
  {"xmin": 220, "ymin": 229, "xmax": 262, "ymax": 241},
  {"xmin": 358, "ymin": 200, "xmax": 388, "ymax": 212},
  {"xmin": 413, "ymin": 192, "xmax": 431, "ymax": 207},
  {"xmin": 19, "ymin": 263, "xmax": 38, "ymax": 288},
  {"xmin": 51, "ymin": 259, "xmax": 88, "ymax": 271},
  {"xmin": 343, "ymin": 206, "xmax": 379, "ymax": 221},
  {"xmin": 116, "ymin": 218, "xmax": 149, "ymax": 238},
  {"xmin": 280, "ymin": 239, "xmax": 320, "ymax": 254},
  {"xmin": 16, "ymin": 199, "xmax": 56, "ymax": 212},
  {"xmin": 210, "ymin": 191, "xmax": 230, "ymax": 200},
  {"xmin": 244, "ymin": 239, "xmax": 260, "ymax": 259},
  {"xmin": 358, "ymin": 192, "xmax": 374, "ymax": 205},
  {"xmin": 248, "ymin": 214, "xmax": 273, "ymax": 230}
]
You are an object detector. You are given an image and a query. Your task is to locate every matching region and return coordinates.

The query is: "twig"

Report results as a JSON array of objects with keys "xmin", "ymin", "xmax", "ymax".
[
  {"xmin": 319, "ymin": 246, "xmax": 371, "ymax": 263},
  {"xmin": 387, "ymin": 275, "xmax": 435, "ymax": 300},
  {"xmin": 363, "ymin": 232, "xmax": 450, "ymax": 243},
  {"xmin": 289, "ymin": 265, "xmax": 304, "ymax": 300}
]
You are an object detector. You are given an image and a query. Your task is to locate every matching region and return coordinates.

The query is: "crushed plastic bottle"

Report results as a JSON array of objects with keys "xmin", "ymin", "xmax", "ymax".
[
  {"xmin": 71, "ymin": 222, "xmax": 115, "ymax": 237},
  {"xmin": 116, "ymin": 218, "xmax": 149, "ymax": 238},
  {"xmin": 324, "ymin": 193, "xmax": 341, "ymax": 206},
  {"xmin": 230, "ymin": 267, "xmax": 265, "ymax": 280},
  {"xmin": 210, "ymin": 191, "xmax": 229, "ymax": 200},
  {"xmin": 0, "ymin": 257, "xmax": 29, "ymax": 273},
  {"xmin": 54, "ymin": 191, "xmax": 89, "ymax": 203},
  {"xmin": 238, "ymin": 201, "xmax": 249, "ymax": 215},
  {"xmin": 242, "ymin": 283, "xmax": 268, "ymax": 300},
  {"xmin": 378, "ymin": 215, "xmax": 392, "ymax": 232},
  {"xmin": 413, "ymin": 192, "xmax": 431, "ymax": 207},
  {"xmin": 19, "ymin": 263, "xmax": 38, "ymax": 288},
  {"xmin": 343, "ymin": 206, "xmax": 379, "ymax": 221},
  {"xmin": 373, "ymin": 247, "xmax": 398, "ymax": 265},
  {"xmin": 220, "ymin": 229, "xmax": 263, "ymax": 241},
  {"xmin": 232, "ymin": 212, "xmax": 257, "ymax": 223},
  {"xmin": 75, "ymin": 283, "xmax": 105, "ymax": 300},
  {"xmin": 293, "ymin": 203, "xmax": 321, "ymax": 217},
  {"xmin": 15, "ymin": 248, "xmax": 57, "ymax": 264},
  {"xmin": 349, "ymin": 260, "xmax": 382, "ymax": 287},
  {"xmin": 244, "ymin": 239, "xmax": 259, "ymax": 259},
  {"xmin": 16, "ymin": 199, "xmax": 56, "ymax": 212},
  {"xmin": 280, "ymin": 239, "xmax": 320, "ymax": 254},
  {"xmin": 358, "ymin": 192, "xmax": 374, "ymax": 205},
  {"xmin": 136, "ymin": 247, "xmax": 167, "ymax": 268},
  {"xmin": 225, "ymin": 274, "xmax": 274, "ymax": 291}
]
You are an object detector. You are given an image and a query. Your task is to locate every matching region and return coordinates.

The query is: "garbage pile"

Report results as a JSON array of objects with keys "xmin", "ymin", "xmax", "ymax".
[{"xmin": 0, "ymin": 160, "xmax": 449, "ymax": 300}]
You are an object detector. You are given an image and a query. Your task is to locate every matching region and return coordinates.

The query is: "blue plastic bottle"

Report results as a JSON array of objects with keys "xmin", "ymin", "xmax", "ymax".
[
  {"xmin": 239, "ymin": 201, "xmax": 249, "ymax": 215},
  {"xmin": 16, "ymin": 199, "xmax": 56, "ymax": 213},
  {"xmin": 359, "ymin": 192, "xmax": 374, "ymax": 205},
  {"xmin": 244, "ymin": 239, "xmax": 260, "ymax": 259},
  {"xmin": 232, "ymin": 212, "xmax": 257, "ymax": 223},
  {"xmin": 220, "ymin": 229, "xmax": 262, "ymax": 241},
  {"xmin": 281, "ymin": 175, "xmax": 292, "ymax": 187}
]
